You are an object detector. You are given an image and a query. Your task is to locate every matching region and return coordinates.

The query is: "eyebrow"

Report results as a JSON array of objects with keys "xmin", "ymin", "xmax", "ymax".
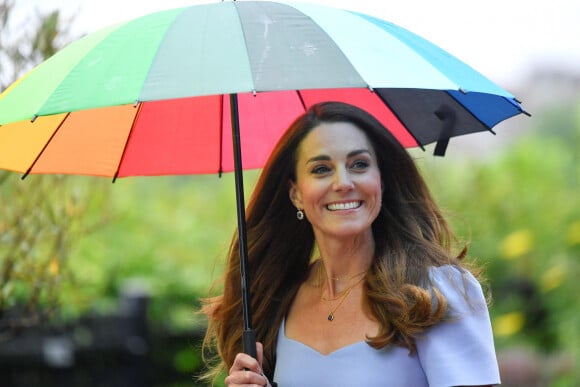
[{"xmin": 305, "ymin": 149, "xmax": 372, "ymax": 164}]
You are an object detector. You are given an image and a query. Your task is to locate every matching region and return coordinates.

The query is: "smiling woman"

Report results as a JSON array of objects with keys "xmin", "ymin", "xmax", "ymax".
[
  {"xmin": 289, "ymin": 121, "xmax": 383, "ymax": 242},
  {"xmin": 201, "ymin": 102, "xmax": 501, "ymax": 387}
]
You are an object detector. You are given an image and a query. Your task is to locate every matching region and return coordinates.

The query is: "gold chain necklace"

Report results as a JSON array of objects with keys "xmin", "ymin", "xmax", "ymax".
[
  {"xmin": 318, "ymin": 262, "xmax": 367, "ymax": 321},
  {"xmin": 319, "ymin": 260, "xmax": 367, "ymax": 283},
  {"xmin": 321, "ymin": 286, "xmax": 352, "ymax": 321}
]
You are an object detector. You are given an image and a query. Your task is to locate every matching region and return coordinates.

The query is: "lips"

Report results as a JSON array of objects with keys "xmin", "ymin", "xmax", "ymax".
[{"xmin": 326, "ymin": 201, "xmax": 362, "ymax": 211}]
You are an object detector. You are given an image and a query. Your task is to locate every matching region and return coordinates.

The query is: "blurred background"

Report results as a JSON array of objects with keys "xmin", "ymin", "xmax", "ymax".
[{"xmin": 1, "ymin": 1, "xmax": 578, "ymax": 386}]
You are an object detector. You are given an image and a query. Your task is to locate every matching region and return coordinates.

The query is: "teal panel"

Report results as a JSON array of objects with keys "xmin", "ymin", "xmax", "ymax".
[
  {"xmin": 287, "ymin": 2, "xmax": 457, "ymax": 90},
  {"xmin": 139, "ymin": 3, "xmax": 255, "ymax": 100},
  {"xmin": 356, "ymin": 12, "xmax": 512, "ymax": 96}
]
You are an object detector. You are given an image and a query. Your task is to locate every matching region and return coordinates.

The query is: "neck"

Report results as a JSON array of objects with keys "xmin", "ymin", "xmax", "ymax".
[
  {"xmin": 317, "ymin": 257, "xmax": 371, "ymax": 298},
  {"xmin": 315, "ymin": 233, "xmax": 374, "ymax": 296}
]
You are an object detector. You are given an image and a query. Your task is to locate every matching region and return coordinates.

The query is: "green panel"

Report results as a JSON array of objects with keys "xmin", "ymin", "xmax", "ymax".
[
  {"xmin": 0, "ymin": 25, "xmax": 117, "ymax": 123},
  {"xmin": 139, "ymin": 3, "xmax": 254, "ymax": 100},
  {"xmin": 37, "ymin": 8, "xmax": 185, "ymax": 115}
]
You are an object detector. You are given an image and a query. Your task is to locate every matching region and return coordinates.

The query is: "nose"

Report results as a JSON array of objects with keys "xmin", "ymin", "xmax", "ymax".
[{"xmin": 333, "ymin": 167, "xmax": 354, "ymax": 191}]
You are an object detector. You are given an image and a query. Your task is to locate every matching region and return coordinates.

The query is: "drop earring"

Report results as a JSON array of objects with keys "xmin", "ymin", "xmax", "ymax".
[{"xmin": 296, "ymin": 209, "xmax": 304, "ymax": 220}]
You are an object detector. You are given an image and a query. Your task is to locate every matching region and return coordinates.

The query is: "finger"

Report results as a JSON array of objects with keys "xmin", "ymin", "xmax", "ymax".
[
  {"xmin": 256, "ymin": 342, "xmax": 264, "ymax": 367},
  {"xmin": 224, "ymin": 368, "xmax": 265, "ymax": 386},
  {"xmin": 229, "ymin": 352, "xmax": 260, "ymax": 374}
]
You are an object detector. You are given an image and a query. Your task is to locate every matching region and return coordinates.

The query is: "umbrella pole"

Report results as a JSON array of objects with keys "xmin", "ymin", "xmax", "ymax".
[{"xmin": 229, "ymin": 93, "xmax": 258, "ymax": 359}]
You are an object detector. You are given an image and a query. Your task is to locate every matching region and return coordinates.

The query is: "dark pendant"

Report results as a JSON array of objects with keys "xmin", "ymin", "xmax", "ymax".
[{"xmin": 328, "ymin": 313, "xmax": 334, "ymax": 321}]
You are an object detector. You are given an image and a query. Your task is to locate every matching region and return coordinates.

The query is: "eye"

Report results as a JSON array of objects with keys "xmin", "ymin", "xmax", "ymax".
[
  {"xmin": 350, "ymin": 159, "xmax": 370, "ymax": 170},
  {"xmin": 311, "ymin": 164, "xmax": 331, "ymax": 175}
]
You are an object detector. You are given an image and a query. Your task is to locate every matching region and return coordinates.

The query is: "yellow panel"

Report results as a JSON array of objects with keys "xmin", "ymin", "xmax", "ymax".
[{"xmin": 0, "ymin": 114, "xmax": 67, "ymax": 173}]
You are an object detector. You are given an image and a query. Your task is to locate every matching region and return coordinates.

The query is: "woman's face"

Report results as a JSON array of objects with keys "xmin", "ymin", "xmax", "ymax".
[{"xmin": 289, "ymin": 122, "xmax": 383, "ymax": 240}]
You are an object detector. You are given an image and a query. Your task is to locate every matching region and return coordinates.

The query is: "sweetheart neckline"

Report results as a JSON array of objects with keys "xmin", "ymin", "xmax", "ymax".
[{"xmin": 281, "ymin": 319, "xmax": 369, "ymax": 357}]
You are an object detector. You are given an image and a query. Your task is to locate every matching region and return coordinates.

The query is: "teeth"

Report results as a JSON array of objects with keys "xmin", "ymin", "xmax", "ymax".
[{"xmin": 327, "ymin": 201, "xmax": 361, "ymax": 211}]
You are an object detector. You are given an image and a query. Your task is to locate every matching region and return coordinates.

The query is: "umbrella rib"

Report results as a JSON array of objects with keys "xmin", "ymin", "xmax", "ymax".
[
  {"xmin": 502, "ymin": 95, "xmax": 531, "ymax": 117},
  {"xmin": 295, "ymin": 90, "xmax": 307, "ymax": 111},
  {"xmin": 445, "ymin": 90, "xmax": 495, "ymax": 136},
  {"xmin": 112, "ymin": 102, "xmax": 144, "ymax": 183},
  {"xmin": 21, "ymin": 113, "xmax": 70, "ymax": 180},
  {"xmin": 218, "ymin": 94, "xmax": 224, "ymax": 178}
]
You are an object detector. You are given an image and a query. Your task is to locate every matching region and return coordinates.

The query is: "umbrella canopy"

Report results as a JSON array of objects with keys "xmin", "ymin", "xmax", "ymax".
[
  {"xmin": 0, "ymin": 1, "xmax": 527, "ymax": 357},
  {"xmin": 0, "ymin": 1, "xmax": 526, "ymax": 179}
]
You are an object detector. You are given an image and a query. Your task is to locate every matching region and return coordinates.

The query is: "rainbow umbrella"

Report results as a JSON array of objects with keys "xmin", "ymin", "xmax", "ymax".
[{"xmin": 0, "ymin": 1, "xmax": 527, "ymax": 356}]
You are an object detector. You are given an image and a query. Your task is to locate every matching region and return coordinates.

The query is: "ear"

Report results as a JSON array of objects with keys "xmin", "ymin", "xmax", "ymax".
[{"xmin": 288, "ymin": 180, "xmax": 303, "ymax": 209}]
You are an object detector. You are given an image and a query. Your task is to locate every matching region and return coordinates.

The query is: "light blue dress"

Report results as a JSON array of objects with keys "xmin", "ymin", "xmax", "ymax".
[{"xmin": 273, "ymin": 265, "xmax": 501, "ymax": 387}]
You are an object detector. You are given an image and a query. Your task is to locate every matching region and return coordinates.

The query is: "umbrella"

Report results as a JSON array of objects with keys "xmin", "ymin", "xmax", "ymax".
[{"xmin": 0, "ymin": 1, "xmax": 527, "ymax": 357}]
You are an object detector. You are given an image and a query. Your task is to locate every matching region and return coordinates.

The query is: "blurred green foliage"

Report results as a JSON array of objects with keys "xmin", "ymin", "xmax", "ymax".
[
  {"xmin": 58, "ymin": 172, "xmax": 260, "ymax": 326},
  {"xmin": 0, "ymin": 0, "xmax": 82, "ymax": 333},
  {"xmin": 0, "ymin": 174, "xmax": 108, "ymax": 331}
]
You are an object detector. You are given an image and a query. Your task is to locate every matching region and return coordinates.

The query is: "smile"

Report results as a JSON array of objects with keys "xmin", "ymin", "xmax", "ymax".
[{"xmin": 326, "ymin": 201, "xmax": 362, "ymax": 211}]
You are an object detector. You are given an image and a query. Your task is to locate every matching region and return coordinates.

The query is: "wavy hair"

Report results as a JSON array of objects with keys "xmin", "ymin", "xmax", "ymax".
[{"xmin": 201, "ymin": 101, "xmax": 471, "ymax": 383}]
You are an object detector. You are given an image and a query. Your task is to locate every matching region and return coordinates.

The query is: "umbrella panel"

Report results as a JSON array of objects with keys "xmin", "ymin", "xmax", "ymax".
[
  {"xmin": 0, "ymin": 114, "xmax": 67, "ymax": 173},
  {"xmin": 0, "ymin": 87, "xmax": 519, "ymax": 178},
  {"xmin": 33, "ymin": 105, "xmax": 137, "ymax": 176}
]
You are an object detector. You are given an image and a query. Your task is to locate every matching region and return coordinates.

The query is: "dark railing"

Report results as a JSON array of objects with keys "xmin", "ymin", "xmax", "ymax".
[{"xmin": 0, "ymin": 287, "xmax": 207, "ymax": 387}]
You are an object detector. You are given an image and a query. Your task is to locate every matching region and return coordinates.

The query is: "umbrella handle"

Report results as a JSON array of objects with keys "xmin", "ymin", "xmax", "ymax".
[{"xmin": 242, "ymin": 328, "xmax": 258, "ymax": 359}]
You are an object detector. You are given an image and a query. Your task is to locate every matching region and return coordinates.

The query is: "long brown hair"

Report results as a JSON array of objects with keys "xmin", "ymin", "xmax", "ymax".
[{"xmin": 202, "ymin": 101, "xmax": 470, "ymax": 382}]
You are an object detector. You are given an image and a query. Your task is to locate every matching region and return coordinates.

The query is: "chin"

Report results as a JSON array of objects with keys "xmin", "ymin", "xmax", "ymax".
[{"xmin": 322, "ymin": 224, "xmax": 373, "ymax": 239}]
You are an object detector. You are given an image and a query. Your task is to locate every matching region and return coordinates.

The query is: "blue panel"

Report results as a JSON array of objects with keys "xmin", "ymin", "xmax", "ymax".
[{"xmin": 447, "ymin": 90, "xmax": 523, "ymax": 128}]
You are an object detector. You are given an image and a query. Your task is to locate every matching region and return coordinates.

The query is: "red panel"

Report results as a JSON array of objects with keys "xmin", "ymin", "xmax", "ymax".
[
  {"xmin": 117, "ymin": 96, "xmax": 223, "ymax": 176},
  {"xmin": 221, "ymin": 91, "xmax": 306, "ymax": 172},
  {"xmin": 223, "ymin": 88, "xmax": 416, "ymax": 173},
  {"xmin": 299, "ymin": 88, "xmax": 418, "ymax": 147}
]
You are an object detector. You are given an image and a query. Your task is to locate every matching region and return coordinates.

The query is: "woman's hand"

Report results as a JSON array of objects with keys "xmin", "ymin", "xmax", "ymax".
[{"xmin": 225, "ymin": 342, "xmax": 270, "ymax": 387}]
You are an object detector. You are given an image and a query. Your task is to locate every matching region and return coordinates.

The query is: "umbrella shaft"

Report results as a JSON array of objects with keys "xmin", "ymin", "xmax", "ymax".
[{"xmin": 230, "ymin": 93, "xmax": 257, "ymax": 358}]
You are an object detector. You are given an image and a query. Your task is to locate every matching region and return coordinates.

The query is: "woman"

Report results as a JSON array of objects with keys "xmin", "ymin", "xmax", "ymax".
[{"xmin": 202, "ymin": 102, "xmax": 500, "ymax": 387}]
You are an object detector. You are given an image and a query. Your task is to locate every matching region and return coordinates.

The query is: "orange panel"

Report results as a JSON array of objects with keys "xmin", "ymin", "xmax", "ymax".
[
  {"xmin": 0, "ymin": 114, "xmax": 67, "ymax": 173},
  {"xmin": 31, "ymin": 104, "xmax": 138, "ymax": 177}
]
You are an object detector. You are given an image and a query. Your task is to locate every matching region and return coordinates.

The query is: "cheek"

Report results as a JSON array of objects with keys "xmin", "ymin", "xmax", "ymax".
[
  {"xmin": 365, "ymin": 171, "xmax": 382, "ymax": 191},
  {"xmin": 297, "ymin": 182, "xmax": 326, "ymax": 207},
  {"xmin": 367, "ymin": 176, "xmax": 384, "ymax": 207}
]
